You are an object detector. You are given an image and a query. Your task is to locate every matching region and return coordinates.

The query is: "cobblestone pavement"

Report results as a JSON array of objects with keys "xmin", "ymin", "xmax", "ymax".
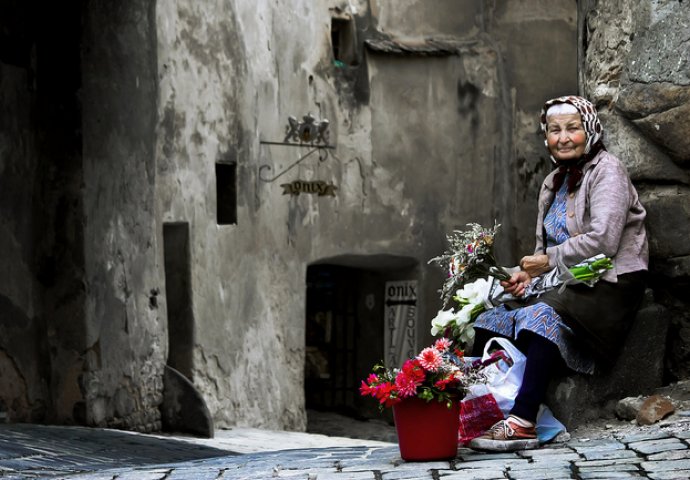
[{"xmin": 3, "ymin": 415, "xmax": 690, "ymax": 479}]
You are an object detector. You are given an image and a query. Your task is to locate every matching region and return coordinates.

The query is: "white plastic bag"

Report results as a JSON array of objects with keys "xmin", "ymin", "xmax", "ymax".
[{"xmin": 475, "ymin": 337, "xmax": 526, "ymax": 413}]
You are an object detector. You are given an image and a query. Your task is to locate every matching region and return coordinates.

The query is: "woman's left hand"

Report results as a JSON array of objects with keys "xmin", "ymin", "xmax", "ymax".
[{"xmin": 520, "ymin": 254, "xmax": 551, "ymax": 277}]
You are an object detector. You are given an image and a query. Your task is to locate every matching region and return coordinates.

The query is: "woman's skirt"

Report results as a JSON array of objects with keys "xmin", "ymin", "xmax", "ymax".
[{"xmin": 473, "ymin": 271, "xmax": 647, "ymax": 373}]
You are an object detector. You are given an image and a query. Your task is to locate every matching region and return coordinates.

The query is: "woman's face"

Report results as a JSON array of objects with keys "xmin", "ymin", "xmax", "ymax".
[{"xmin": 545, "ymin": 113, "xmax": 587, "ymax": 162}]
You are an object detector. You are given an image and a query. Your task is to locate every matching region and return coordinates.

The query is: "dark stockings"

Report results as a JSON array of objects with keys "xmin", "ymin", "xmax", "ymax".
[{"xmin": 472, "ymin": 327, "xmax": 566, "ymax": 423}]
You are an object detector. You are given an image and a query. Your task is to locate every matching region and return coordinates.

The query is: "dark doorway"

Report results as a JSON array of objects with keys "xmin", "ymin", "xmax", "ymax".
[
  {"xmin": 305, "ymin": 255, "xmax": 417, "ymax": 420},
  {"xmin": 305, "ymin": 265, "xmax": 360, "ymax": 414},
  {"xmin": 163, "ymin": 222, "xmax": 194, "ymax": 380}
]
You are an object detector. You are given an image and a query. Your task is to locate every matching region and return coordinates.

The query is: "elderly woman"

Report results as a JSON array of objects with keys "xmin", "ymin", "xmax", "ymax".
[{"xmin": 468, "ymin": 95, "xmax": 648, "ymax": 452}]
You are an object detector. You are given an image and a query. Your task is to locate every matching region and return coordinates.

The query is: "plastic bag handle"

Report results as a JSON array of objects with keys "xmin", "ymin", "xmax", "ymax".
[
  {"xmin": 482, "ymin": 337, "xmax": 526, "ymax": 365},
  {"xmin": 471, "ymin": 350, "xmax": 514, "ymax": 369}
]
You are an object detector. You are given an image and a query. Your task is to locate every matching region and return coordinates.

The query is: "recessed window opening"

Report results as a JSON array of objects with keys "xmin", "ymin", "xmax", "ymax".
[
  {"xmin": 330, "ymin": 16, "xmax": 358, "ymax": 66},
  {"xmin": 163, "ymin": 222, "xmax": 194, "ymax": 380},
  {"xmin": 216, "ymin": 162, "xmax": 237, "ymax": 225}
]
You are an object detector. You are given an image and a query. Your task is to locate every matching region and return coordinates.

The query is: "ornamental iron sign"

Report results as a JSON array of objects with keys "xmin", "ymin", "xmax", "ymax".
[
  {"xmin": 284, "ymin": 113, "xmax": 330, "ymax": 145},
  {"xmin": 259, "ymin": 113, "xmax": 336, "ymax": 185}
]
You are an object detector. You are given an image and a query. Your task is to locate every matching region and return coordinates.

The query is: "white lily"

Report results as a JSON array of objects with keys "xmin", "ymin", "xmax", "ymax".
[
  {"xmin": 430, "ymin": 308, "xmax": 457, "ymax": 336},
  {"xmin": 456, "ymin": 277, "xmax": 493, "ymax": 309},
  {"xmin": 456, "ymin": 303, "xmax": 476, "ymax": 325}
]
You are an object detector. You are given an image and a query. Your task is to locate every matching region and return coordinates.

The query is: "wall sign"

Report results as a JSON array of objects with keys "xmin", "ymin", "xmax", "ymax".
[
  {"xmin": 280, "ymin": 180, "xmax": 338, "ymax": 196},
  {"xmin": 384, "ymin": 280, "xmax": 418, "ymax": 368},
  {"xmin": 258, "ymin": 112, "xmax": 336, "ymax": 184}
]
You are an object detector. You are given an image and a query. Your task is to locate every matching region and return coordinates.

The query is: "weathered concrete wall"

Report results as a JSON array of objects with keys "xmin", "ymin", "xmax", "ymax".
[
  {"xmin": 579, "ymin": 0, "xmax": 690, "ymax": 379},
  {"xmin": 156, "ymin": 0, "xmax": 308, "ymax": 429},
  {"xmin": 80, "ymin": 0, "xmax": 165, "ymax": 431},
  {"xmin": 490, "ymin": 1, "xmax": 579, "ymax": 258},
  {"xmin": 372, "ymin": 0, "xmax": 482, "ymax": 38}
]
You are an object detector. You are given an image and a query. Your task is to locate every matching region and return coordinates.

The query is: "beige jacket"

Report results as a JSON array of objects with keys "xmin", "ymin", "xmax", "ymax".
[{"xmin": 534, "ymin": 150, "xmax": 648, "ymax": 282}]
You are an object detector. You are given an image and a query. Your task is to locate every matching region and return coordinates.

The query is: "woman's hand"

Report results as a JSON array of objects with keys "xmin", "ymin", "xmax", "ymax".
[
  {"xmin": 520, "ymin": 254, "xmax": 551, "ymax": 277},
  {"xmin": 501, "ymin": 271, "xmax": 532, "ymax": 297}
]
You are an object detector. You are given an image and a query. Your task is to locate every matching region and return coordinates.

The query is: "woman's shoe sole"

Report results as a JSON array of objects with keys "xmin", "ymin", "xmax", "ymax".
[{"xmin": 468, "ymin": 437, "xmax": 540, "ymax": 452}]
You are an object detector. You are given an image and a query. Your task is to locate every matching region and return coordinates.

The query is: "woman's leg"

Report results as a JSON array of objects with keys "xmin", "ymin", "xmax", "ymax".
[{"xmin": 510, "ymin": 330, "xmax": 565, "ymax": 422}]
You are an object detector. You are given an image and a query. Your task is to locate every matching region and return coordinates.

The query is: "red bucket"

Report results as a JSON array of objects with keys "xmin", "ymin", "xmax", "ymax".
[{"xmin": 392, "ymin": 396, "xmax": 460, "ymax": 461}]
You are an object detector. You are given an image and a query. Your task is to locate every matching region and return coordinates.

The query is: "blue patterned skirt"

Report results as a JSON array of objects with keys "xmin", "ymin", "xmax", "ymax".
[{"xmin": 473, "ymin": 302, "xmax": 595, "ymax": 374}]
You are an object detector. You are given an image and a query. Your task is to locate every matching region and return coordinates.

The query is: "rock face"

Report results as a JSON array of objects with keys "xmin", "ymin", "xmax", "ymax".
[{"xmin": 580, "ymin": 0, "xmax": 690, "ymax": 379}]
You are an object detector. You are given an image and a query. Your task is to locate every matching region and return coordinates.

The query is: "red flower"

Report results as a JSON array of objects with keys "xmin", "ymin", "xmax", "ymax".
[
  {"xmin": 373, "ymin": 382, "xmax": 397, "ymax": 406},
  {"xmin": 401, "ymin": 359, "xmax": 426, "ymax": 383},
  {"xmin": 359, "ymin": 380, "xmax": 374, "ymax": 397},
  {"xmin": 434, "ymin": 378, "xmax": 451, "ymax": 391}
]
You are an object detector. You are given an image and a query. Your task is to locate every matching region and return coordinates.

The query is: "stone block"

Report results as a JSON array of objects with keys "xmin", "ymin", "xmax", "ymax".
[
  {"xmin": 628, "ymin": 438, "xmax": 686, "ymax": 455},
  {"xmin": 615, "ymin": 396, "xmax": 645, "ymax": 421},
  {"xmin": 618, "ymin": 83, "xmax": 690, "ymax": 166},
  {"xmin": 546, "ymin": 302, "xmax": 668, "ymax": 429},
  {"xmin": 642, "ymin": 189, "xmax": 690, "ymax": 260},
  {"xmin": 636, "ymin": 395, "xmax": 675, "ymax": 425}
]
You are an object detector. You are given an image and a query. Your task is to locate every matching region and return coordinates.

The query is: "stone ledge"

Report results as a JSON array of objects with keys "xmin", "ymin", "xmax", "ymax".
[{"xmin": 546, "ymin": 302, "xmax": 669, "ymax": 429}]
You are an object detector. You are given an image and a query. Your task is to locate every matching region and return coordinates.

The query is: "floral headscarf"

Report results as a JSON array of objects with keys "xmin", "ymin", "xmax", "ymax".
[
  {"xmin": 540, "ymin": 95, "xmax": 605, "ymax": 192},
  {"xmin": 540, "ymin": 95, "xmax": 603, "ymax": 157}
]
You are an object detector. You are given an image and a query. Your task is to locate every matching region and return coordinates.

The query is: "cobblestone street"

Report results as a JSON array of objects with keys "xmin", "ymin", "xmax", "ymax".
[{"xmin": 3, "ymin": 411, "xmax": 690, "ymax": 480}]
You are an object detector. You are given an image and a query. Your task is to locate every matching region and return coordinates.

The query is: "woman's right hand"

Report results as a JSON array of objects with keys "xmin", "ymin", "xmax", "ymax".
[{"xmin": 501, "ymin": 271, "xmax": 532, "ymax": 297}]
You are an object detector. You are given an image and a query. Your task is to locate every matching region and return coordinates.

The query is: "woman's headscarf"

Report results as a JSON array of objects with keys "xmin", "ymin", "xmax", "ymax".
[
  {"xmin": 540, "ymin": 95, "xmax": 603, "ymax": 156},
  {"xmin": 540, "ymin": 95, "xmax": 605, "ymax": 192}
]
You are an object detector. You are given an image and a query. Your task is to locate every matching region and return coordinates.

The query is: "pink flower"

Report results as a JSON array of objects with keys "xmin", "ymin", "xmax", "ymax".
[
  {"xmin": 395, "ymin": 373, "xmax": 419, "ymax": 397},
  {"xmin": 417, "ymin": 347, "xmax": 443, "ymax": 371},
  {"xmin": 434, "ymin": 338, "xmax": 452, "ymax": 352},
  {"xmin": 393, "ymin": 359, "xmax": 425, "ymax": 398}
]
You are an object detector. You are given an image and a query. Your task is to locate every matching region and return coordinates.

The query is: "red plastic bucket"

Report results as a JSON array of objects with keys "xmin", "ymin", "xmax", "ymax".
[{"xmin": 392, "ymin": 396, "xmax": 460, "ymax": 461}]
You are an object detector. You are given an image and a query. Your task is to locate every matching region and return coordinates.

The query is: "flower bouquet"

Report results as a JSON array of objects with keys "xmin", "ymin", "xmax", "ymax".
[
  {"xmin": 360, "ymin": 338, "xmax": 483, "ymax": 408},
  {"xmin": 428, "ymin": 222, "xmax": 615, "ymax": 347},
  {"xmin": 360, "ymin": 338, "xmax": 485, "ymax": 461},
  {"xmin": 430, "ymin": 277, "xmax": 494, "ymax": 347},
  {"xmin": 428, "ymin": 222, "xmax": 511, "ymax": 308}
]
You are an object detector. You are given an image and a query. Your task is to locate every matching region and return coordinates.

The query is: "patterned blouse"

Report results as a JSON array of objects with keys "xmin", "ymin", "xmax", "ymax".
[{"xmin": 473, "ymin": 176, "xmax": 596, "ymax": 374}]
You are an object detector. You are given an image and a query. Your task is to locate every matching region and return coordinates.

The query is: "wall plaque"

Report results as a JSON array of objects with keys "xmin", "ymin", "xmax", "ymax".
[
  {"xmin": 384, "ymin": 280, "xmax": 418, "ymax": 368},
  {"xmin": 280, "ymin": 180, "xmax": 338, "ymax": 196}
]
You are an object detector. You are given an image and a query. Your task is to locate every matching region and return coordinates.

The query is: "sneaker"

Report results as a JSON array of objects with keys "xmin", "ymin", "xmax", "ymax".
[{"xmin": 468, "ymin": 417, "xmax": 539, "ymax": 452}]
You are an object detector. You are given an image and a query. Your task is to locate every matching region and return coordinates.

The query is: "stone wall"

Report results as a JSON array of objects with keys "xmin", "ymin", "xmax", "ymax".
[
  {"xmin": 80, "ymin": 0, "xmax": 165, "ymax": 431},
  {"xmin": 579, "ymin": 0, "xmax": 690, "ymax": 379}
]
